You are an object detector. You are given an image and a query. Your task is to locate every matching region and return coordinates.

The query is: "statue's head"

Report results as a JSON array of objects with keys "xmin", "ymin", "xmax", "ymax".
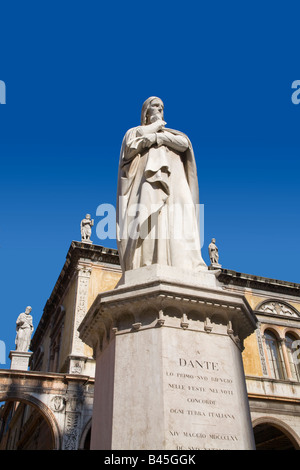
[
  {"xmin": 25, "ymin": 306, "xmax": 32, "ymax": 314},
  {"xmin": 85, "ymin": 214, "xmax": 91, "ymax": 219},
  {"xmin": 141, "ymin": 96, "xmax": 164, "ymax": 125},
  {"xmin": 211, "ymin": 238, "xmax": 216, "ymax": 243}
]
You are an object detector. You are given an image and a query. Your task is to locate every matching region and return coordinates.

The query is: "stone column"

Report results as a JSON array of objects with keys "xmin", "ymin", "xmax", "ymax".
[
  {"xmin": 280, "ymin": 338, "xmax": 293, "ymax": 380},
  {"xmin": 62, "ymin": 394, "xmax": 83, "ymax": 450},
  {"xmin": 79, "ymin": 265, "xmax": 257, "ymax": 450},
  {"xmin": 68, "ymin": 265, "xmax": 92, "ymax": 374},
  {"xmin": 255, "ymin": 324, "xmax": 269, "ymax": 376}
]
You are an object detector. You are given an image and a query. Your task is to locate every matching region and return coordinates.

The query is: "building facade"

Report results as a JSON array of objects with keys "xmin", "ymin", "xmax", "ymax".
[{"xmin": 0, "ymin": 241, "xmax": 300, "ymax": 450}]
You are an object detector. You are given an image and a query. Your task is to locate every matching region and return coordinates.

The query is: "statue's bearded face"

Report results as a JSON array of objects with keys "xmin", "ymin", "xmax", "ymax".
[{"xmin": 146, "ymin": 98, "xmax": 164, "ymax": 123}]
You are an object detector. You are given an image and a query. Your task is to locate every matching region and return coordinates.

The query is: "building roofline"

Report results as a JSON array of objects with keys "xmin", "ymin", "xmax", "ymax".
[
  {"xmin": 218, "ymin": 269, "xmax": 300, "ymax": 296},
  {"xmin": 31, "ymin": 241, "xmax": 120, "ymax": 350},
  {"xmin": 31, "ymin": 242, "xmax": 300, "ymax": 351}
]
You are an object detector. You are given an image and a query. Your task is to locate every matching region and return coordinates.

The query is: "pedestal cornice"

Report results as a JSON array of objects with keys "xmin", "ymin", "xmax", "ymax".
[{"xmin": 79, "ymin": 266, "xmax": 257, "ymax": 355}]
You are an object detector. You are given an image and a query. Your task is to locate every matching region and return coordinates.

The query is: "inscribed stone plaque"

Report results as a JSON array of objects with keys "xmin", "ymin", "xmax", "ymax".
[{"xmin": 161, "ymin": 328, "xmax": 252, "ymax": 450}]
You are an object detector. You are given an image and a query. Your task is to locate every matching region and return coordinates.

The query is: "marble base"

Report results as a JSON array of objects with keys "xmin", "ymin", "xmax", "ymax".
[
  {"xmin": 9, "ymin": 350, "xmax": 32, "ymax": 371},
  {"xmin": 117, "ymin": 264, "xmax": 219, "ymax": 289},
  {"xmin": 79, "ymin": 265, "xmax": 257, "ymax": 450},
  {"xmin": 209, "ymin": 263, "xmax": 222, "ymax": 270}
]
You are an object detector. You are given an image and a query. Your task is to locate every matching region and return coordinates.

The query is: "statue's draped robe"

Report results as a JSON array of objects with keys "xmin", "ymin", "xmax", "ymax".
[
  {"xmin": 15, "ymin": 313, "xmax": 33, "ymax": 351},
  {"xmin": 81, "ymin": 220, "xmax": 92, "ymax": 239},
  {"xmin": 116, "ymin": 125, "xmax": 206, "ymax": 272}
]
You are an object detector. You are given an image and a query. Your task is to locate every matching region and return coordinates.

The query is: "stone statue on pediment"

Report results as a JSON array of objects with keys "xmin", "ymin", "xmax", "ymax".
[
  {"xmin": 81, "ymin": 214, "xmax": 94, "ymax": 243},
  {"xmin": 15, "ymin": 306, "xmax": 34, "ymax": 352},
  {"xmin": 208, "ymin": 238, "xmax": 221, "ymax": 268}
]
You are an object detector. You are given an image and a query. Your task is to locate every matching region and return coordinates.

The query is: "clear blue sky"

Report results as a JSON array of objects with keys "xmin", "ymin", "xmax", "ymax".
[{"xmin": 1, "ymin": 1, "xmax": 300, "ymax": 367}]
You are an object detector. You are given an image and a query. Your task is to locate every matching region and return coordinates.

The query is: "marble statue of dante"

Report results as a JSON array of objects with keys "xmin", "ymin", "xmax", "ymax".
[
  {"xmin": 116, "ymin": 96, "xmax": 206, "ymax": 272},
  {"xmin": 15, "ymin": 306, "xmax": 34, "ymax": 352},
  {"xmin": 81, "ymin": 214, "xmax": 94, "ymax": 241}
]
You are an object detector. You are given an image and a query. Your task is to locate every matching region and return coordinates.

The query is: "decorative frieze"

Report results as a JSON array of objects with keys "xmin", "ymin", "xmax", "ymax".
[
  {"xmin": 50, "ymin": 395, "xmax": 65, "ymax": 412},
  {"xmin": 62, "ymin": 411, "xmax": 81, "ymax": 450},
  {"xmin": 258, "ymin": 301, "xmax": 299, "ymax": 318},
  {"xmin": 255, "ymin": 324, "xmax": 268, "ymax": 376},
  {"xmin": 71, "ymin": 266, "xmax": 92, "ymax": 359}
]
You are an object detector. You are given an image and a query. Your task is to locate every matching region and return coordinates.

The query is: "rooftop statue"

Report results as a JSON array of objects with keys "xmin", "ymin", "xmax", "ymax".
[
  {"xmin": 208, "ymin": 238, "xmax": 222, "ymax": 268},
  {"xmin": 15, "ymin": 306, "xmax": 34, "ymax": 352},
  {"xmin": 81, "ymin": 214, "xmax": 94, "ymax": 243}
]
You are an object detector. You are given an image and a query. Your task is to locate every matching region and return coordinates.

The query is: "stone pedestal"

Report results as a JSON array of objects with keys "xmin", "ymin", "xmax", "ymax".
[
  {"xmin": 9, "ymin": 350, "xmax": 32, "ymax": 371},
  {"xmin": 79, "ymin": 265, "xmax": 257, "ymax": 450},
  {"xmin": 209, "ymin": 263, "xmax": 222, "ymax": 270}
]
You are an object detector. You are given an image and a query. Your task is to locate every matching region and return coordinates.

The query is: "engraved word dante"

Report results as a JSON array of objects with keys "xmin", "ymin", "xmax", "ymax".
[{"xmin": 179, "ymin": 357, "xmax": 219, "ymax": 371}]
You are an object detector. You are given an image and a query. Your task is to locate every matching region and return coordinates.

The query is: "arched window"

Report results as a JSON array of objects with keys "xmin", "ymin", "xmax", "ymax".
[
  {"xmin": 285, "ymin": 333, "xmax": 300, "ymax": 382},
  {"xmin": 264, "ymin": 330, "xmax": 285, "ymax": 380}
]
